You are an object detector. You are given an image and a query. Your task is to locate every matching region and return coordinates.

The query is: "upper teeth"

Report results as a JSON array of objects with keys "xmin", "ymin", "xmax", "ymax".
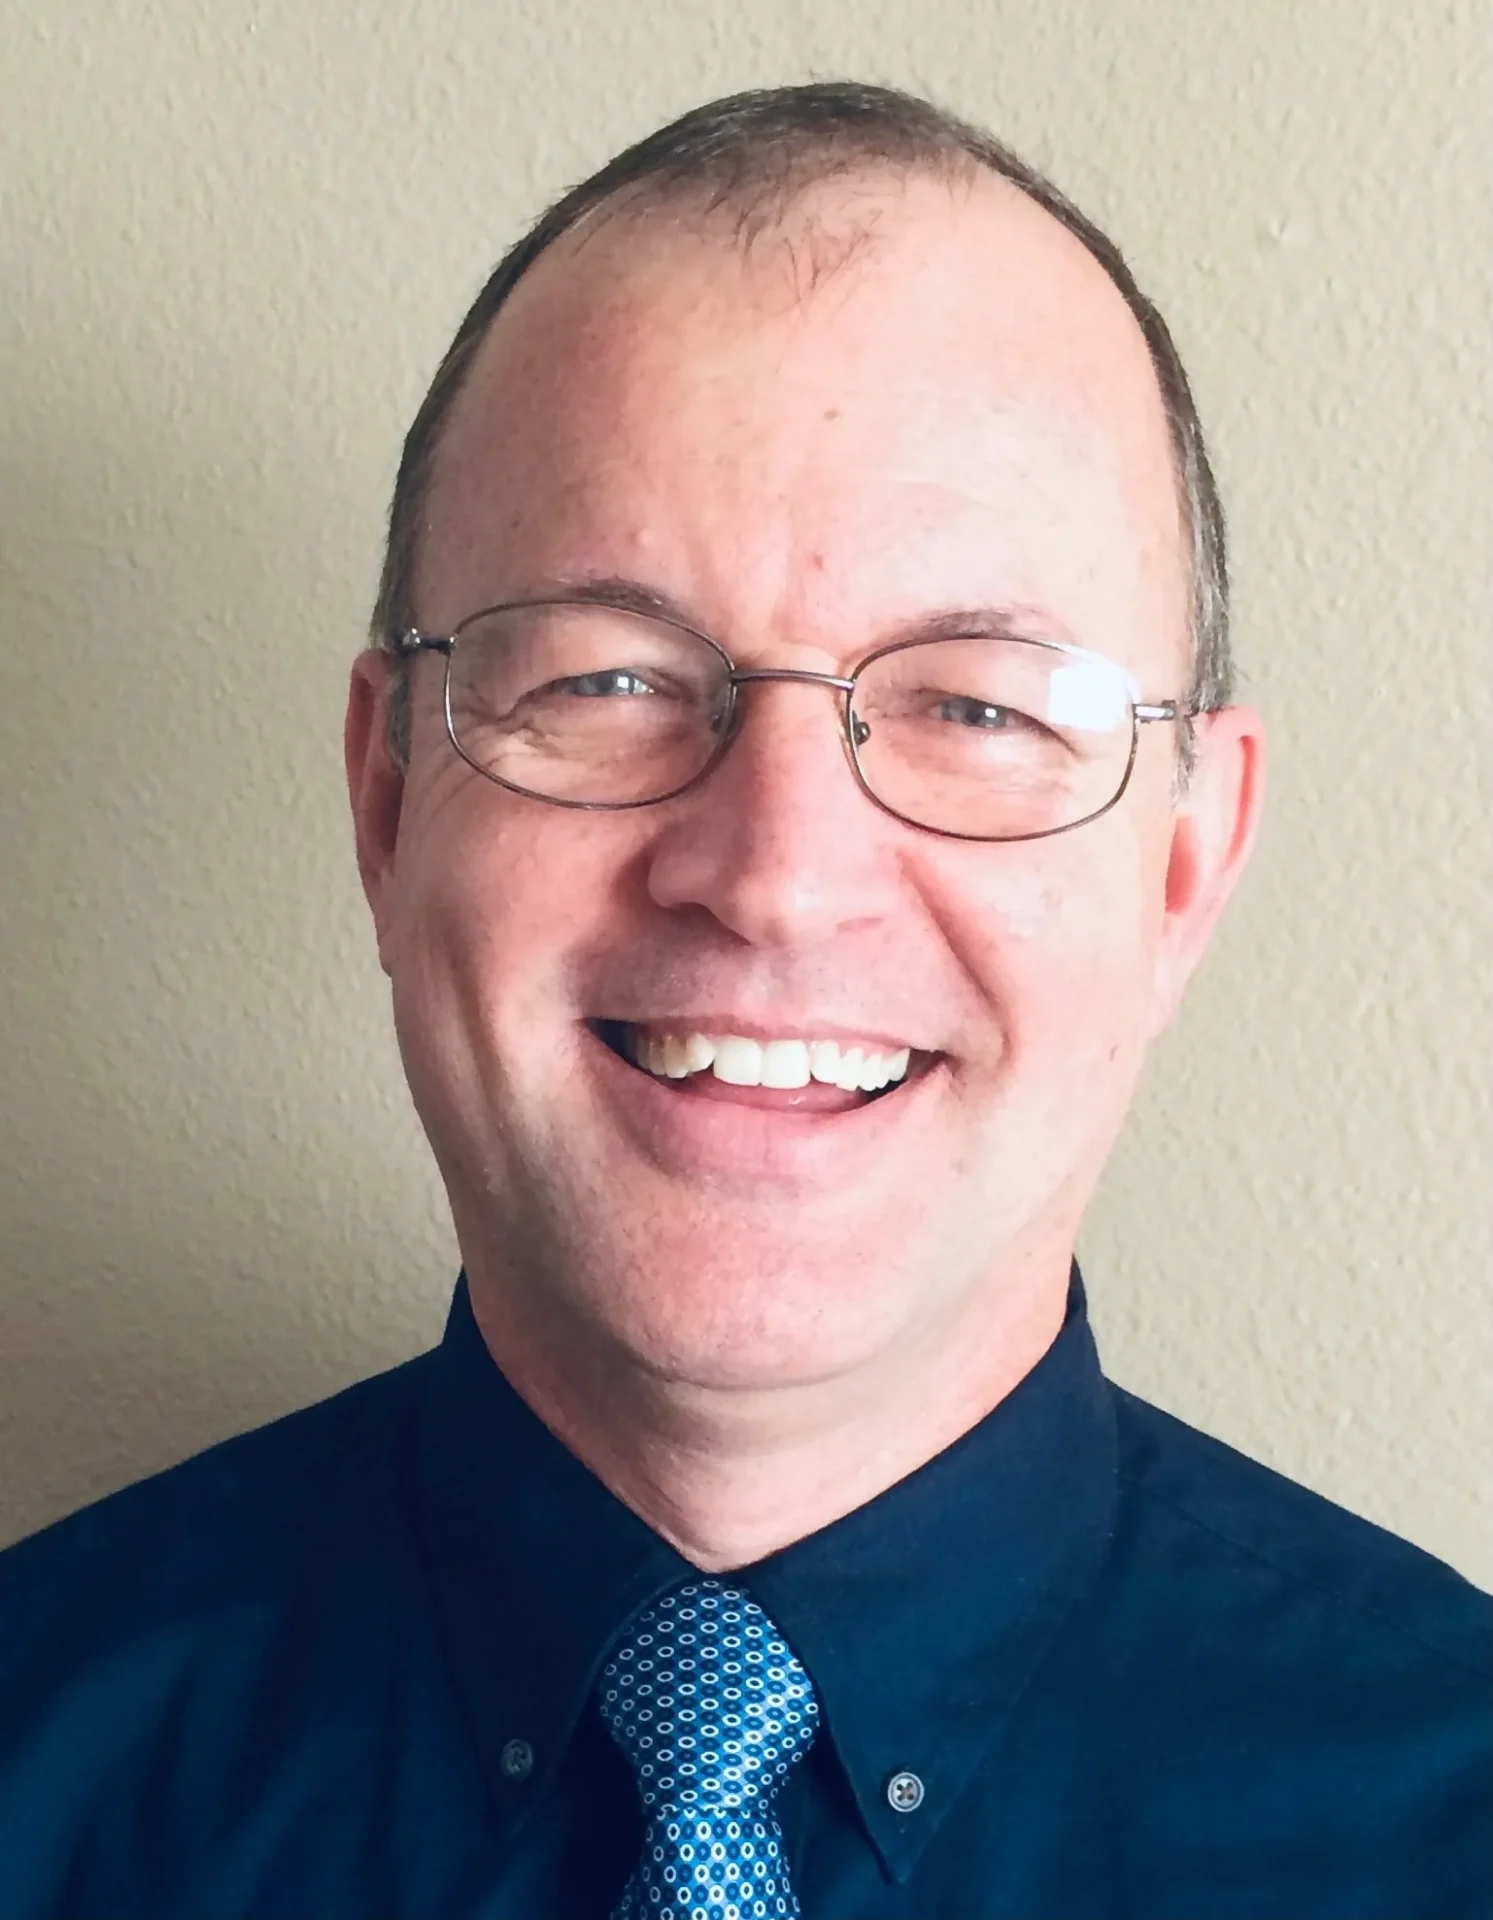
[{"xmin": 626, "ymin": 1029, "xmax": 912, "ymax": 1093}]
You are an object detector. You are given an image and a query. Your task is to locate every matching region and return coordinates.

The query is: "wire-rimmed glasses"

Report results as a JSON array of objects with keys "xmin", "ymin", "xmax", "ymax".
[{"xmin": 394, "ymin": 598, "xmax": 1189, "ymax": 843}]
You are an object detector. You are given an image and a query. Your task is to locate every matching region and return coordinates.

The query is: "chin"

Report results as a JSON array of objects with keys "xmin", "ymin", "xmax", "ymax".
[
  {"xmin": 623, "ymin": 1317, "xmax": 891, "ymax": 1397},
  {"xmin": 544, "ymin": 1220, "xmax": 925, "ymax": 1393}
]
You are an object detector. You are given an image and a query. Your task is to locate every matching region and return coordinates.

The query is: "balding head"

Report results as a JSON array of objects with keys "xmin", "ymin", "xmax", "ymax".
[
  {"xmin": 420, "ymin": 163, "xmax": 1191, "ymax": 701},
  {"xmin": 372, "ymin": 84, "xmax": 1230, "ymax": 763}
]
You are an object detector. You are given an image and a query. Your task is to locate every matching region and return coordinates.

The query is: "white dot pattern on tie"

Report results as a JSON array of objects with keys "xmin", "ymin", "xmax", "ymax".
[{"xmin": 599, "ymin": 1578, "xmax": 820, "ymax": 1920}]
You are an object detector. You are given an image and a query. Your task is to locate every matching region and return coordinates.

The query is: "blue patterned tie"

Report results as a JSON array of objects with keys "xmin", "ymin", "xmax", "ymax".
[{"xmin": 598, "ymin": 1578, "xmax": 820, "ymax": 1920}]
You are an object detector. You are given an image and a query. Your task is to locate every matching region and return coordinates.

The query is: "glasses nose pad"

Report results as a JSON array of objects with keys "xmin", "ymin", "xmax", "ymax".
[
  {"xmin": 849, "ymin": 714, "xmax": 871, "ymax": 749},
  {"xmin": 705, "ymin": 681, "xmax": 738, "ymax": 743}
]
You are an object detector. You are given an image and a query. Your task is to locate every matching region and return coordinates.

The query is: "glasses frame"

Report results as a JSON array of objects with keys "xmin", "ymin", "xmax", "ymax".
[{"xmin": 395, "ymin": 597, "xmax": 1191, "ymax": 845}]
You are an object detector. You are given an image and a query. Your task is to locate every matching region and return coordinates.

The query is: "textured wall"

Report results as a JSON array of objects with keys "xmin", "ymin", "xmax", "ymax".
[{"xmin": 1, "ymin": 0, "xmax": 1488, "ymax": 1582}]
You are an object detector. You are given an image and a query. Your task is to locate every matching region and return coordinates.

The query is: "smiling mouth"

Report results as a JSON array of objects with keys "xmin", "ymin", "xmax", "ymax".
[{"xmin": 593, "ymin": 1020, "xmax": 924, "ymax": 1106}]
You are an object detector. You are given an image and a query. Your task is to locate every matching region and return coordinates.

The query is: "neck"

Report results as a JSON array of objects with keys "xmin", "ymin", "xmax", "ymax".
[{"xmin": 464, "ymin": 1249, "xmax": 1071, "ymax": 1571}]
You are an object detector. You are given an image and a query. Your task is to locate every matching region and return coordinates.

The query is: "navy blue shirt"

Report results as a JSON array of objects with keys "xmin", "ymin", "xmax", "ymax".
[{"xmin": 0, "ymin": 1272, "xmax": 1488, "ymax": 1917}]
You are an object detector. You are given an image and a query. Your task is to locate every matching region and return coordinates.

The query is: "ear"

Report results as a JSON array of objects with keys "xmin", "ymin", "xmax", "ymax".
[
  {"xmin": 344, "ymin": 648, "xmax": 406, "ymax": 977},
  {"xmin": 1148, "ymin": 704, "xmax": 1267, "ymax": 1036}
]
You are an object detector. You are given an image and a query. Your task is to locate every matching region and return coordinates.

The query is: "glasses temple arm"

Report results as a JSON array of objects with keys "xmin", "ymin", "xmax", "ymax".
[{"xmin": 391, "ymin": 630, "xmax": 454, "ymax": 658}]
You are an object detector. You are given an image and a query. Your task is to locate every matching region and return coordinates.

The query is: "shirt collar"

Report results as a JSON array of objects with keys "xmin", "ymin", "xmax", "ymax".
[{"xmin": 413, "ymin": 1269, "xmax": 1117, "ymax": 1882}]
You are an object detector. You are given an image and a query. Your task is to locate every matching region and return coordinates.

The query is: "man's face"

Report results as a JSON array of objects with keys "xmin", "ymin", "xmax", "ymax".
[{"xmin": 351, "ymin": 172, "xmax": 1254, "ymax": 1398}]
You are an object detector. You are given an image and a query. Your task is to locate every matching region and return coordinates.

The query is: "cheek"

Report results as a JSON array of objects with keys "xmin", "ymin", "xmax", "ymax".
[
  {"xmin": 939, "ymin": 824, "xmax": 1165, "ymax": 1071},
  {"xmin": 387, "ymin": 774, "xmax": 645, "ymax": 1049},
  {"xmin": 380, "ymin": 793, "xmax": 615, "ymax": 1194},
  {"xmin": 384, "ymin": 783, "xmax": 554, "ymax": 1061}
]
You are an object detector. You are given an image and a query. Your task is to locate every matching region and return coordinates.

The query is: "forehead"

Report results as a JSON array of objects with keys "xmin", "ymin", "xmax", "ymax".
[{"xmin": 421, "ymin": 170, "xmax": 1189, "ymax": 672}]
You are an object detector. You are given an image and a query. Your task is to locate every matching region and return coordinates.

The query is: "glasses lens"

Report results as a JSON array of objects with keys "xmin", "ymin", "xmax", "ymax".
[
  {"xmin": 445, "ymin": 604, "xmax": 731, "ymax": 805},
  {"xmin": 850, "ymin": 637, "xmax": 1136, "ymax": 838}
]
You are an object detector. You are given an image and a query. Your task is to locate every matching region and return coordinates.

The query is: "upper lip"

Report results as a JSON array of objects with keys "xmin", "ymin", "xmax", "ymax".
[{"xmin": 595, "ymin": 1015, "xmax": 930, "ymax": 1053}]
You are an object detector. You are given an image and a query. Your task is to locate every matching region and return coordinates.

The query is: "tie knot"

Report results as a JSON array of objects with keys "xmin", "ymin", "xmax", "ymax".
[{"xmin": 599, "ymin": 1579, "xmax": 819, "ymax": 1815}]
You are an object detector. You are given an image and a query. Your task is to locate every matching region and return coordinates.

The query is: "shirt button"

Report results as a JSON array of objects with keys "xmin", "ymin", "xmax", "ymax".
[
  {"xmin": 885, "ymin": 1769, "xmax": 925, "ymax": 1812},
  {"xmin": 499, "ymin": 1737, "xmax": 535, "ymax": 1781}
]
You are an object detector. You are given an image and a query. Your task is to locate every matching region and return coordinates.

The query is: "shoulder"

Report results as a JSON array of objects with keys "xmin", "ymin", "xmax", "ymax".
[
  {"xmin": 1109, "ymin": 1382, "xmax": 1492, "ymax": 1675},
  {"xmin": 0, "ymin": 1350, "xmax": 434, "ymax": 1668},
  {"xmin": 1087, "ymin": 1387, "xmax": 1493, "ymax": 1908},
  {"xmin": 0, "ymin": 1352, "xmax": 453, "ymax": 1916}
]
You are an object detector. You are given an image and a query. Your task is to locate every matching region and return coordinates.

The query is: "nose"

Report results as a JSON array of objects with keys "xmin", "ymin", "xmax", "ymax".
[{"xmin": 644, "ymin": 675, "xmax": 905, "ymax": 948}]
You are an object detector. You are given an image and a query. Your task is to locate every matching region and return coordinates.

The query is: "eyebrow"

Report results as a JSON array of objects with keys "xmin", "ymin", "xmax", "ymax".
[
  {"xmin": 526, "ymin": 573, "xmax": 1077, "ymax": 653},
  {"xmin": 543, "ymin": 575, "xmax": 704, "ymax": 627}
]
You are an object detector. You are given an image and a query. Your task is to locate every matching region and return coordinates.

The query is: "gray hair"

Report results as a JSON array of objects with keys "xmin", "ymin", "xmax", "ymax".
[{"xmin": 371, "ymin": 82, "xmax": 1231, "ymax": 768}]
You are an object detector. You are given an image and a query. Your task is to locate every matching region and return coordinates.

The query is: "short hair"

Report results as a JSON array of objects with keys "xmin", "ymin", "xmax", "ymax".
[{"xmin": 371, "ymin": 81, "xmax": 1231, "ymax": 766}]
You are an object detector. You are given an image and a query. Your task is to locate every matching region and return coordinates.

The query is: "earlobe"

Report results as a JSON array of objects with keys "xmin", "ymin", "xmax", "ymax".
[
  {"xmin": 344, "ymin": 650, "xmax": 407, "ymax": 974},
  {"xmin": 1149, "ymin": 705, "xmax": 1267, "ymax": 1034}
]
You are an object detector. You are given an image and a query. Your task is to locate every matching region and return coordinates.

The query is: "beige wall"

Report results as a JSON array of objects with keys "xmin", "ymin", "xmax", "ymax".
[{"xmin": 1, "ymin": 0, "xmax": 1488, "ymax": 1583}]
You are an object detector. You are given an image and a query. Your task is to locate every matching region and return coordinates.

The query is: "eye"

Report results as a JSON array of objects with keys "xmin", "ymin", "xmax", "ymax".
[
  {"xmin": 934, "ymin": 696, "xmax": 1038, "ymax": 732},
  {"xmin": 550, "ymin": 669, "xmax": 659, "ymax": 698}
]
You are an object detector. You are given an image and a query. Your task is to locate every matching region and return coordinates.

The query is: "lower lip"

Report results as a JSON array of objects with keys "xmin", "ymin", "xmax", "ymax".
[
  {"xmin": 638, "ymin": 1067, "xmax": 875, "ymax": 1114},
  {"xmin": 584, "ymin": 1029, "xmax": 940, "ymax": 1184}
]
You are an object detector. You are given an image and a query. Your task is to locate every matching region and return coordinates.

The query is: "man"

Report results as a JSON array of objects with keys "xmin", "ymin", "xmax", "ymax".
[{"xmin": 0, "ymin": 82, "xmax": 1487, "ymax": 1919}]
